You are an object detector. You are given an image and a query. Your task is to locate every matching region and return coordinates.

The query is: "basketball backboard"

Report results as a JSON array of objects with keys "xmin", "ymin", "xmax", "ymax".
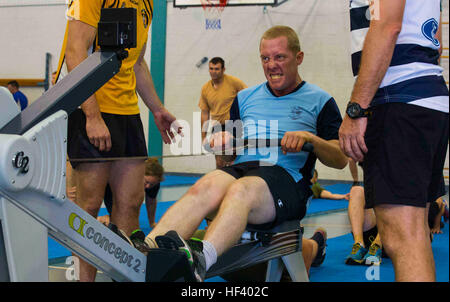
[{"xmin": 174, "ymin": 0, "xmax": 281, "ymax": 7}]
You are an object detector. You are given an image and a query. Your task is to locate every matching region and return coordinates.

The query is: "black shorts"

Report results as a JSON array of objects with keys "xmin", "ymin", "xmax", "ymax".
[
  {"xmin": 219, "ymin": 161, "xmax": 311, "ymax": 229},
  {"xmin": 67, "ymin": 109, "xmax": 148, "ymax": 169},
  {"xmin": 363, "ymin": 103, "xmax": 448, "ymax": 208}
]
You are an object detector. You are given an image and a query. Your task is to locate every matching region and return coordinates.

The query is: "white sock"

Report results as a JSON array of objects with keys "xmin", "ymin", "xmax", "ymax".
[{"xmin": 202, "ymin": 240, "xmax": 217, "ymax": 271}]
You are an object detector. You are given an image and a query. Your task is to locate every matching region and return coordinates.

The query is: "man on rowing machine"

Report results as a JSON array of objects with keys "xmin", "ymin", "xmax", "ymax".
[{"xmin": 144, "ymin": 26, "xmax": 348, "ymax": 281}]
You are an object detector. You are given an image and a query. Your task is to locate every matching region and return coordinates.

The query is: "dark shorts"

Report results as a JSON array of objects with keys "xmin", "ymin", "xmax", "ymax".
[
  {"xmin": 67, "ymin": 109, "xmax": 148, "ymax": 169},
  {"xmin": 363, "ymin": 103, "xmax": 449, "ymax": 208},
  {"xmin": 219, "ymin": 161, "xmax": 311, "ymax": 229}
]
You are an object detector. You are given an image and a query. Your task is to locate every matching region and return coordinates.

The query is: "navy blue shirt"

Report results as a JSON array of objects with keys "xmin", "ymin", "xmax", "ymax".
[{"xmin": 13, "ymin": 90, "xmax": 28, "ymax": 111}]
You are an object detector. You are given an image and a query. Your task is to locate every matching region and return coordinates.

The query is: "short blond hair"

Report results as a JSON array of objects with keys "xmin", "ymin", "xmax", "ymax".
[{"xmin": 260, "ymin": 25, "xmax": 301, "ymax": 55}]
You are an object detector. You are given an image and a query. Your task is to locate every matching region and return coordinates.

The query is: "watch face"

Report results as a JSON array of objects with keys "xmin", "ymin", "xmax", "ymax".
[{"xmin": 347, "ymin": 103, "xmax": 361, "ymax": 117}]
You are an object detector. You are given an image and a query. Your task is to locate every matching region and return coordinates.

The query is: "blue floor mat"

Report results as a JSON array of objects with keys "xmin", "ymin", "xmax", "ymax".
[
  {"xmin": 306, "ymin": 183, "xmax": 351, "ymax": 215},
  {"xmin": 160, "ymin": 175, "xmax": 200, "ymax": 187},
  {"xmin": 309, "ymin": 226, "xmax": 449, "ymax": 282}
]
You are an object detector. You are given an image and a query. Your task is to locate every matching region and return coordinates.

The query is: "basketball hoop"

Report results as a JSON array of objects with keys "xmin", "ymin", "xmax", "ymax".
[{"xmin": 201, "ymin": 0, "xmax": 228, "ymax": 30}]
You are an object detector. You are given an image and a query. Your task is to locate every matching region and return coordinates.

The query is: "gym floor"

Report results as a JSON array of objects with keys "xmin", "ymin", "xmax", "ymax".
[{"xmin": 47, "ymin": 182, "xmax": 449, "ymax": 282}]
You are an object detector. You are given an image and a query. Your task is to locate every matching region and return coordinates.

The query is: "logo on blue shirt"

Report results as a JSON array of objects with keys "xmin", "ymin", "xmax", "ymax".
[
  {"xmin": 422, "ymin": 18, "xmax": 440, "ymax": 47},
  {"xmin": 289, "ymin": 106, "xmax": 302, "ymax": 120}
]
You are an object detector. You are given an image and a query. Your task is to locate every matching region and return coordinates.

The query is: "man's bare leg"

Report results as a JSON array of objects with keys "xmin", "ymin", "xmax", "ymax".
[
  {"xmin": 301, "ymin": 238, "xmax": 318, "ymax": 273},
  {"xmin": 348, "ymin": 158, "xmax": 359, "ymax": 184},
  {"xmin": 108, "ymin": 159, "xmax": 146, "ymax": 235},
  {"xmin": 146, "ymin": 198, "xmax": 157, "ymax": 228},
  {"xmin": 375, "ymin": 204, "xmax": 435, "ymax": 282},
  {"xmin": 204, "ymin": 176, "xmax": 276, "ymax": 256},
  {"xmin": 74, "ymin": 162, "xmax": 111, "ymax": 282},
  {"xmin": 348, "ymin": 186, "xmax": 366, "ymax": 245},
  {"xmin": 146, "ymin": 170, "xmax": 236, "ymax": 244}
]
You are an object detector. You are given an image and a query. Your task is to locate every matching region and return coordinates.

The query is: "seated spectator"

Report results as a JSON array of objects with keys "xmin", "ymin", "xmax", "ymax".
[{"xmin": 311, "ymin": 169, "xmax": 350, "ymax": 200}]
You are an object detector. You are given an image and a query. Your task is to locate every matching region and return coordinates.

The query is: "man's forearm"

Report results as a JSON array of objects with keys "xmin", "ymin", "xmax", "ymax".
[
  {"xmin": 135, "ymin": 59, "xmax": 164, "ymax": 113},
  {"xmin": 351, "ymin": 25, "xmax": 401, "ymax": 107},
  {"xmin": 65, "ymin": 47, "xmax": 101, "ymax": 118},
  {"xmin": 309, "ymin": 136, "xmax": 348, "ymax": 169}
]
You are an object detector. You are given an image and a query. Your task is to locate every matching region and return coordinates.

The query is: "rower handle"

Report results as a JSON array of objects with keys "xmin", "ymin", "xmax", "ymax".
[
  {"xmin": 204, "ymin": 138, "xmax": 314, "ymax": 153},
  {"xmin": 238, "ymin": 138, "xmax": 314, "ymax": 152}
]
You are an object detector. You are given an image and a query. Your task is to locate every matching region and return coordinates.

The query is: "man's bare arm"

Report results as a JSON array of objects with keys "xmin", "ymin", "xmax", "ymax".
[
  {"xmin": 350, "ymin": 0, "xmax": 406, "ymax": 108},
  {"xmin": 65, "ymin": 20, "xmax": 112, "ymax": 151},
  {"xmin": 134, "ymin": 44, "xmax": 182, "ymax": 143}
]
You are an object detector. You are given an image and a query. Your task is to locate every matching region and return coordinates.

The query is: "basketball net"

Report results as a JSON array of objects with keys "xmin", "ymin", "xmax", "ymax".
[{"xmin": 201, "ymin": 0, "xmax": 228, "ymax": 30}]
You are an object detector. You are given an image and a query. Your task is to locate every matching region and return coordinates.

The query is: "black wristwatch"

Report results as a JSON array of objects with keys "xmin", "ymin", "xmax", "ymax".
[{"xmin": 346, "ymin": 102, "xmax": 371, "ymax": 119}]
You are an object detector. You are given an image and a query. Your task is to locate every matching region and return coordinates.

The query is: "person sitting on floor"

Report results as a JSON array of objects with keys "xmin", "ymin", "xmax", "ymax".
[
  {"xmin": 311, "ymin": 169, "xmax": 350, "ymax": 200},
  {"xmin": 429, "ymin": 196, "xmax": 448, "ymax": 235}
]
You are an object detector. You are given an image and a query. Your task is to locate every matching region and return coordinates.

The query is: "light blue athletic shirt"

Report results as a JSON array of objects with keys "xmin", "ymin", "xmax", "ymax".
[{"xmin": 230, "ymin": 81, "xmax": 340, "ymax": 183}]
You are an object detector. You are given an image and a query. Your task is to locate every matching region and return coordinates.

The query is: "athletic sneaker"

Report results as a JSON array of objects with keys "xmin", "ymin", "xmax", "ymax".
[
  {"xmin": 345, "ymin": 242, "xmax": 368, "ymax": 265},
  {"xmin": 155, "ymin": 230, "xmax": 206, "ymax": 282},
  {"xmin": 364, "ymin": 243, "xmax": 382, "ymax": 266},
  {"xmin": 130, "ymin": 229, "xmax": 153, "ymax": 255},
  {"xmin": 311, "ymin": 228, "xmax": 327, "ymax": 267},
  {"xmin": 107, "ymin": 223, "xmax": 151, "ymax": 255}
]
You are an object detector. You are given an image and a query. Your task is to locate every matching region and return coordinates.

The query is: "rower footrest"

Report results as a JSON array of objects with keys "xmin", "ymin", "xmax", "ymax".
[
  {"xmin": 145, "ymin": 248, "xmax": 196, "ymax": 282},
  {"xmin": 206, "ymin": 228, "xmax": 301, "ymax": 278}
]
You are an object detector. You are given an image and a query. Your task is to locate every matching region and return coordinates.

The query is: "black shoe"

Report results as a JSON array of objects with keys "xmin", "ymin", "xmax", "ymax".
[
  {"xmin": 130, "ymin": 229, "xmax": 152, "ymax": 255},
  {"xmin": 107, "ymin": 223, "xmax": 133, "ymax": 245},
  {"xmin": 155, "ymin": 230, "xmax": 206, "ymax": 282},
  {"xmin": 310, "ymin": 228, "xmax": 327, "ymax": 267},
  {"xmin": 108, "ymin": 224, "xmax": 151, "ymax": 255}
]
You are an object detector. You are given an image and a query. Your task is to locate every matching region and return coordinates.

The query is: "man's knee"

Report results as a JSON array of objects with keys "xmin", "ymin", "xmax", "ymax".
[
  {"xmin": 350, "ymin": 186, "xmax": 364, "ymax": 201},
  {"xmin": 224, "ymin": 179, "xmax": 263, "ymax": 210},
  {"xmin": 375, "ymin": 205, "xmax": 429, "ymax": 250},
  {"xmin": 114, "ymin": 190, "xmax": 144, "ymax": 214},
  {"xmin": 186, "ymin": 176, "xmax": 224, "ymax": 209},
  {"xmin": 82, "ymin": 202, "xmax": 103, "ymax": 217}
]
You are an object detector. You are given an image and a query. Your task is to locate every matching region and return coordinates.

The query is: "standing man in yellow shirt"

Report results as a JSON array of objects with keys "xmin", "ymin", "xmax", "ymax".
[
  {"xmin": 57, "ymin": 0, "xmax": 181, "ymax": 282},
  {"xmin": 198, "ymin": 57, "xmax": 247, "ymax": 168}
]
